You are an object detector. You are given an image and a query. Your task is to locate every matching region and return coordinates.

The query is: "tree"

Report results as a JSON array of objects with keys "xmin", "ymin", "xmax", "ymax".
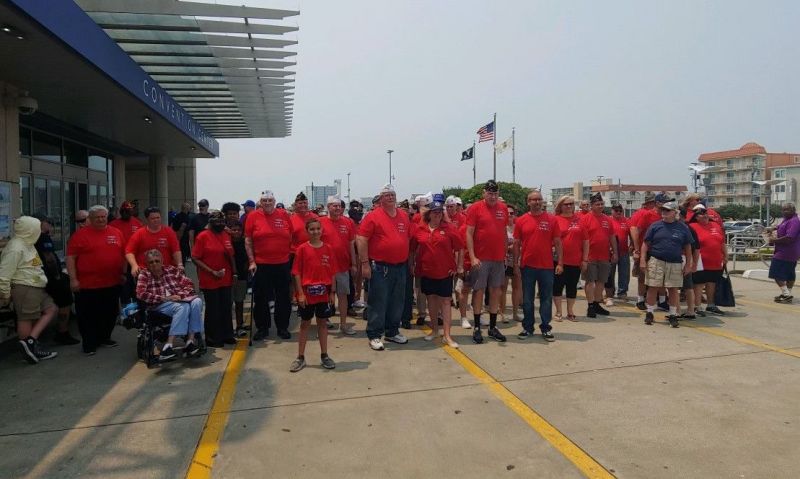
[
  {"xmin": 457, "ymin": 182, "xmax": 532, "ymax": 213},
  {"xmin": 442, "ymin": 186, "xmax": 465, "ymax": 199}
]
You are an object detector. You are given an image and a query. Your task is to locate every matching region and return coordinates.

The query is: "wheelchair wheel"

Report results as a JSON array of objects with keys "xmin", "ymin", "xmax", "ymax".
[{"xmin": 136, "ymin": 332, "xmax": 144, "ymax": 360}]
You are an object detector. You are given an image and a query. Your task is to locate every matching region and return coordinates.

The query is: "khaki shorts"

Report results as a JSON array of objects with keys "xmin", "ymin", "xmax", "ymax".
[
  {"xmin": 582, "ymin": 261, "xmax": 611, "ymax": 283},
  {"xmin": 645, "ymin": 257, "xmax": 684, "ymax": 288},
  {"xmin": 11, "ymin": 284, "xmax": 55, "ymax": 321},
  {"xmin": 232, "ymin": 279, "xmax": 248, "ymax": 303}
]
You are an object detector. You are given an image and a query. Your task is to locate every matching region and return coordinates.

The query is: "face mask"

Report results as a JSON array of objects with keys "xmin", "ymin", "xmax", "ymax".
[{"xmin": 211, "ymin": 224, "xmax": 225, "ymax": 233}]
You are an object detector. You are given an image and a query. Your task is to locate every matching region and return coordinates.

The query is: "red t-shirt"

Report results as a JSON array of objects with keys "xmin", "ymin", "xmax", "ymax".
[
  {"xmin": 449, "ymin": 211, "xmax": 467, "ymax": 230},
  {"xmin": 459, "ymin": 223, "xmax": 472, "ymax": 270},
  {"xmin": 245, "ymin": 208, "xmax": 294, "ymax": 264},
  {"xmin": 109, "ymin": 217, "xmax": 143, "ymax": 243},
  {"xmin": 690, "ymin": 222, "xmax": 726, "ymax": 270},
  {"xmin": 320, "ymin": 215, "xmax": 355, "ymax": 273},
  {"xmin": 611, "ymin": 216, "xmax": 631, "ymax": 254},
  {"xmin": 414, "ymin": 222, "xmax": 464, "ymax": 280},
  {"xmin": 192, "ymin": 230, "xmax": 234, "ymax": 289},
  {"xmin": 290, "ymin": 211, "xmax": 319, "ymax": 253},
  {"xmin": 555, "ymin": 215, "xmax": 587, "ymax": 266},
  {"xmin": 513, "ymin": 212, "xmax": 561, "ymax": 269},
  {"xmin": 125, "ymin": 226, "xmax": 180, "ymax": 268},
  {"xmin": 631, "ymin": 207, "xmax": 660, "ymax": 248},
  {"xmin": 358, "ymin": 207, "xmax": 414, "ymax": 264},
  {"xmin": 292, "ymin": 242, "xmax": 335, "ymax": 304},
  {"xmin": 67, "ymin": 226, "xmax": 126, "ymax": 289},
  {"xmin": 465, "ymin": 199, "xmax": 509, "ymax": 262},
  {"xmin": 579, "ymin": 212, "xmax": 614, "ymax": 261}
]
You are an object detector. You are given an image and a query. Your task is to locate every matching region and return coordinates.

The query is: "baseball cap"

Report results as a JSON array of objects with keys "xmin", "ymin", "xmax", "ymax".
[
  {"xmin": 261, "ymin": 190, "xmax": 275, "ymax": 200},
  {"xmin": 276, "ymin": 202, "xmax": 285, "ymax": 209},
  {"xmin": 484, "ymin": 180, "xmax": 499, "ymax": 192},
  {"xmin": 660, "ymin": 201, "xmax": 678, "ymax": 211},
  {"xmin": 590, "ymin": 192, "xmax": 603, "ymax": 203},
  {"xmin": 120, "ymin": 200, "xmax": 135, "ymax": 211},
  {"xmin": 654, "ymin": 193, "xmax": 672, "ymax": 203},
  {"xmin": 430, "ymin": 200, "xmax": 444, "ymax": 211},
  {"xmin": 295, "ymin": 192, "xmax": 308, "ymax": 202},
  {"xmin": 241, "ymin": 200, "xmax": 256, "ymax": 208},
  {"xmin": 692, "ymin": 204, "xmax": 707, "ymax": 211},
  {"xmin": 643, "ymin": 193, "xmax": 656, "ymax": 203},
  {"xmin": 455, "ymin": 196, "xmax": 463, "ymax": 205},
  {"xmin": 326, "ymin": 195, "xmax": 340, "ymax": 205},
  {"xmin": 198, "ymin": 199, "xmax": 209, "ymax": 207},
  {"xmin": 445, "ymin": 195, "xmax": 457, "ymax": 206},
  {"xmin": 432, "ymin": 193, "xmax": 445, "ymax": 204}
]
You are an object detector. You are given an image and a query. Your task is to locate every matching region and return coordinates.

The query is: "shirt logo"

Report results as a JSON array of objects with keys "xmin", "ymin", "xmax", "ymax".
[
  {"xmin": 397, "ymin": 222, "xmax": 407, "ymax": 233},
  {"xmin": 158, "ymin": 238, "xmax": 168, "ymax": 248},
  {"xmin": 107, "ymin": 235, "xmax": 119, "ymax": 245}
]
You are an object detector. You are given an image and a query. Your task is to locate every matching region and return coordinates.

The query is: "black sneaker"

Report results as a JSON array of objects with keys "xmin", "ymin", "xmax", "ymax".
[
  {"xmin": 472, "ymin": 328, "xmax": 484, "ymax": 344},
  {"xmin": 657, "ymin": 301, "xmax": 669, "ymax": 311},
  {"xmin": 54, "ymin": 331, "xmax": 81, "ymax": 345},
  {"xmin": 235, "ymin": 328, "xmax": 248, "ymax": 338},
  {"xmin": 277, "ymin": 330, "xmax": 291, "ymax": 340},
  {"xmin": 679, "ymin": 313, "xmax": 696, "ymax": 320},
  {"xmin": 667, "ymin": 315, "xmax": 679, "ymax": 328},
  {"xmin": 100, "ymin": 339, "xmax": 118, "ymax": 348},
  {"xmin": 777, "ymin": 294, "xmax": 794, "ymax": 304},
  {"xmin": 645, "ymin": 312, "xmax": 654, "ymax": 325},
  {"xmin": 327, "ymin": 320, "xmax": 337, "ymax": 330},
  {"xmin": 705, "ymin": 306, "xmax": 725, "ymax": 316},
  {"xmin": 184, "ymin": 342, "xmax": 199, "ymax": 357},
  {"xmin": 541, "ymin": 331, "xmax": 555, "ymax": 342},
  {"xmin": 19, "ymin": 337, "xmax": 38, "ymax": 364},
  {"xmin": 321, "ymin": 355, "xmax": 336, "ymax": 369},
  {"xmin": 594, "ymin": 303, "xmax": 610, "ymax": 316},
  {"xmin": 487, "ymin": 327, "xmax": 507, "ymax": 342},
  {"xmin": 517, "ymin": 330, "xmax": 533, "ymax": 340},
  {"xmin": 437, "ymin": 317, "xmax": 443, "ymax": 326},
  {"xmin": 253, "ymin": 329, "xmax": 268, "ymax": 341},
  {"xmin": 415, "ymin": 316, "xmax": 426, "ymax": 326},
  {"xmin": 695, "ymin": 309, "xmax": 706, "ymax": 317},
  {"xmin": 84, "ymin": 349, "xmax": 96, "ymax": 356},
  {"xmin": 636, "ymin": 301, "xmax": 647, "ymax": 311},
  {"xmin": 160, "ymin": 345, "xmax": 177, "ymax": 361},
  {"xmin": 401, "ymin": 320, "xmax": 412, "ymax": 329},
  {"xmin": 587, "ymin": 303, "xmax": 597, "ymax": 318}
]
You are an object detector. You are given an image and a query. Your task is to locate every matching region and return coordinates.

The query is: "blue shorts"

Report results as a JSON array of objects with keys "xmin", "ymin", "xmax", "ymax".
[{"xmin": 768, "ymin": 258, "xmax": 797, "ymax": 282}]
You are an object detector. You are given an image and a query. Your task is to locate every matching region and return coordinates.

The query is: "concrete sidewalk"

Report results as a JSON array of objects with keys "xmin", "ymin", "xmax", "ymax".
[{"xmin": 0, "ymin": 274, "xmax": 798, "ymax": 479}]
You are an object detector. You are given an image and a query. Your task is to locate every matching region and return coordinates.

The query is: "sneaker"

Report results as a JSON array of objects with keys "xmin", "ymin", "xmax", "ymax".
[
  {"xmin": 401, "ymin": 320, "xmax": 412, "ymax": 329},
  {"xmin": 500, "ymin": 313, "xmax": 508, "ymax": 324},
  {"xmin": 645, "ymin": 312, "xmax": 654, "ymax": 325},
  {"xmin": 480, "ymin": 316, "xmax": 490, "ymax": 326},
  {"xmin": 277, "ymin": 330, "xmax": 292, "ymax": 340},
  {"xmin": 461, "ymin": 318, "xmax": 472, "ymax": 329},
  {"xmin": 442, "ymin": 337, "xmax": 459, "ymax": 348},
  {"xmin": 327, "ymin": 321, "xmax": 337, "ymax": 330},
  {"xmin": 472, "ymin": 328, "xmax": 484, "ymax": 344},
  {"xmin": 184, "ymin": 341, "xmax": 199, "ymax": 357},
  {"xmin": 705, "ymin": 306, "xmax": 725, "ymax": 316},
  {"xmin": 341, "ymin": 325, "xmax": 357, "ymax": 336},
  {"xmin": 54, "ymin": 331, "xmax": 80, "ymax": 345},
  {"xmin": 415, "ymin": 316, "xmax": 426, "ymax": 326},
  {"xmin": 347, "ymin": 308, "xmax": 358, "ymax": 317},
  {"xmin": 777, "ymin": 294, "xmax": 794, "ymax": 303},
  {"xmin": 487, "ymin": 327, "xmax": 507, "ymax": 342},
  {"xmin": 369, "ymin": 338, "xmax": 385, "ymax": 351},
  {"xmin": 160, "ymin": 345, "xmax": 177, "ymax": 361},
  {"xmin": 636, "ymin": 301, "xmax": 647, "ymax": 311},
  {"xmin": 423, "ymin": 334, "xmax": 435, "ymax": 341},
  {"xmin": 19, "ymin": 337, "xmax": 38, "ymax": 364},
  {"xmin": 517, "ymin": 330, "xmax": 533, "ymax": 340},
  {"xmin": 100, "ymin": 339, "xmax": 118, "ymax": 348},
  {"xmin": 587, "ymin": 303, "xmax": 597, "ymax": 318},
  {"xmin": 695, "ymin": 309, "xmax": 706, "ymax": 317},
  {"xmin": 84, "ymin": 349, "xmax": 96, "ymax": 356},
  {"xmin": 34, "ymin": 346, "xmax": 57, "ymax": 361},
  {"xmin": 321, "ymin": 355, "xmax": 336, "ymax": 369},
  {"xmin": 657, "ymin": 301, "xmax": 669, "ymax": 311},
  {"xmin": 541, "ymin": 331, "xmax": 555, "ymax": 342},
  {"xmin": 235, "ymin": 328, "xmax": 248, "ymax": 338},
  {"xmin": 604, "ymin": 298, "xmax": 614, "ymax": 307},
  {"xmin": 594, "ymin": 303, "xmax": 610, "ymax": 316},
  {"xmin": 290, "ymin": 357, "xmax": 306, "ymax": 372},
  {"xmin": 291, "ymin": 303, "xmax": 298, "ymax": 312},
  {"xmin": 679, "ymin": 313, "xmax": 696, "ymax": 320},
  {"xmin": 667, "ymin": 314, "xmax": 679, "ymax": 328},
  {"xmin": 384, "ymin": 333, "xmax": 408, "ymax": 344},
  {"xmin": 253, "ymin": 329, "xmax": 268, "ymax": 341},
  {"xmin": 353, "ymin": 300, "xmax": 366, "ymax": 308}
]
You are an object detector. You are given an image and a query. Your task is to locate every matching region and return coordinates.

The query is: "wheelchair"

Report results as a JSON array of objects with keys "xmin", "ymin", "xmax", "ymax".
[{"xmin": 120, "ymin": 301, "xmax": 207, "ymax": 369}]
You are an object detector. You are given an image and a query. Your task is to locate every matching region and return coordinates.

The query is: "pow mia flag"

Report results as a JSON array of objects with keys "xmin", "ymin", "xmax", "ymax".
[{"xmin": 461, "ymin": 146, "xmax": 474, "ymax": 161}]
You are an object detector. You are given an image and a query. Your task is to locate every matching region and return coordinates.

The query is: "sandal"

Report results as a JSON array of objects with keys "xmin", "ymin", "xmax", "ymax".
[
  {"xmin": 567, "ymin": 314, "xmax": 578, "ymax": 322},
  {"xmin": 554, "ymin": 313, "xmax": 563, "ymax": 322}
]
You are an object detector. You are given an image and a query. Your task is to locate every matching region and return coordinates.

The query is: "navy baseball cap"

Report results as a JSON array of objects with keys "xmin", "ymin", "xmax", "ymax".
[{"xmin": 242, "ymin": 200, "xmax": 256, "ymax": 208}]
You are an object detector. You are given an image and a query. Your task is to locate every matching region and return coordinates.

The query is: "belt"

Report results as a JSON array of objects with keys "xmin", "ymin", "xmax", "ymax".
[{"xmin": 373, "ymin": 260, "xmax": 405, "ymax": 267}]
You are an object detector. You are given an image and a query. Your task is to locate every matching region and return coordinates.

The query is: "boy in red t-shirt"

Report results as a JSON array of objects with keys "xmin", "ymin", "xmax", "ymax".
[{"xmin": 290, "ymin": 218, "xmax": 336, "ymax": 372}]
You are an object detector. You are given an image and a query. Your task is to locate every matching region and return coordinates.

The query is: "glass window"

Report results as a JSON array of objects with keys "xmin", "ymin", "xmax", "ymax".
[
  {"xmin": 726, "ymin": 197, "xmax": 733, "ymax": 204},
  {"xmin": 107, "ymin": 159, "xmax": 114, "ymax": 198},
  {"xmin": 88, "ymin": 150, "xmax": 108, "ymax": 171},
  {"xmin": 64, "ymin": 141, "xmax": 88, "ymax": 167},
  {"xmin": 20, "ymin": 176, "xmax": 31, "ymax": 215},
  {"xmin": 33, "ymin": 178, "xmax": 47, "ymax": 216},
  {"xmin": 48, "ymin": 180, "xmax": 63, "ymax": 253},
  {"xmin": 32, "ymin": 132, "xmax": 62, "ymax": 163},
  {"xmin": 78, "ymin": 183, "xmax": 88, "ymax": 210},
  {"xmin": 99, "ymin": 185, "xmax": 107, "ymax": 206},
  {"xmin": 65, "ymin": 182, "xmax": 77, "ymax": 235},
  {"xmin": 774, "ymin": 169, "xmax": 785, "ymax": 179},
  {"xmin": 19, "ymin": 128, "xmax": 32, "ymax": 156},
  {"xmin": 726, "ymin": 159, "xmax": 733, "ymax": 168},
  {"xmin": 89, "ymin": 184, "xmax": 98, "ymax": 207}
]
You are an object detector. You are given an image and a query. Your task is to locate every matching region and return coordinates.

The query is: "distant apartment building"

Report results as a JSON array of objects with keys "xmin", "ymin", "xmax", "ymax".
[
  {"xmin": 698, "ymin": 142, "xmax": 800, "ymax": 207},
  {"xmin": 305, "ymin": 179, "xmax": 342, "ymax": 207},
  {"xmin": 550, "ymin": 179, "xmax": 687, "ymax": 216},
  {"xmin": 550, "ymin": 182, "xmax": 592, "ymax": 203},
  {"xmin": 769, "ymin": 164, "xmax": 800, "ymax": 204}
]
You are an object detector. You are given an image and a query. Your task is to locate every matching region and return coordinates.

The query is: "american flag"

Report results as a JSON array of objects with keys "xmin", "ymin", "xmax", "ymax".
[{"xmin": 477, "ymin": 121, "xmax": 495, "ymax": 143}]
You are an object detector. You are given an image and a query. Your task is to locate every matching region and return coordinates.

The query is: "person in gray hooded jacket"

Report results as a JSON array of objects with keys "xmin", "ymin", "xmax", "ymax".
[{"xmin": 0, "ymin": 216, "xmax": 58, "ymax": 364}]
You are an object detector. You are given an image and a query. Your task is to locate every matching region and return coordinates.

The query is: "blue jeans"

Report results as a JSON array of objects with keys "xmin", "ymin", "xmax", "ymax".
[
  {"xmin": 605, "ymin": 254, "xmax": 631, "ymax": 296},
  {"xmin": 521, "ymin": 267, "xmax": 554, "ymax": 333},
  {"xmin": 154, "ymin": 298, "xmax": 204, "ymax": 336},
  {"xmin": 366, "ymin": 262, "xmax": 407, "ymax": 340}
]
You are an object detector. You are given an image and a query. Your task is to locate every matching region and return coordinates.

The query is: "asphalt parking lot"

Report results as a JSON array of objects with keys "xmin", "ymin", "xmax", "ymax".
[{"xmin": 1, "ymin": 274, "xmax": 798, "ymax": 479}]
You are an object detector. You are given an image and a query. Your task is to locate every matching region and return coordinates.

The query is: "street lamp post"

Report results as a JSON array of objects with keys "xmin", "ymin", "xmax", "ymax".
[
  {"xmin": 346, "ymin": 172, "xmax": 351, "ymax": 202},
  {"xmin": 387, "ymin": 149, "xmax": 394, "ymax": 185}
]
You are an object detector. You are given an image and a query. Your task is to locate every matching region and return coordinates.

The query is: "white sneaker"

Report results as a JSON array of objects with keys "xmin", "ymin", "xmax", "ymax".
[
  {"xmin": 353, "ymin": 300, "xmax": 366, "ymax": 308},
  {"xmin": 423, "ymin": 334, "xmax": 434, "ymax": 341},
  {"xmin": 443, "ymin": 337, "xmax": 459, "ymax": 349},
  {"xmin": 461, "ymin": 318, "xmax": 471, "ymax": 329},
  {"xmin": 384, "ymin": 333, "xmax": 408, "ymax": 344},
  {"xmin": 439, "ymin": 329, "xmax": 444, "ymax": 336},
  {"xmin": 369, "ymin": 338, "xmax": 385, "ymax": 351},
  {"xmin": 480, "ymin": 316, "xmax": 490, "ymax": 326},
  {"xmin": 604, "ymin": 298, "xmax": 614, "ymax": 307}
]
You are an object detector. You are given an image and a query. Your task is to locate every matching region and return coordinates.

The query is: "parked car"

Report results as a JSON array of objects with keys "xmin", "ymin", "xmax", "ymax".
[{"xmin": 724, "ymin": 221, "xmax": 764, "ymax": 235}]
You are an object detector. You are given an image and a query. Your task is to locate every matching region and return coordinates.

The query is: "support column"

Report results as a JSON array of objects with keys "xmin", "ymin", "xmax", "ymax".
[
  {"xmin": 114, "ymin": 155, "xmax": 127, "ymax": 204},
  {"xmin": 149, "ymin": 155, "xmax": 168, "ymax": 214},
  {"xmin": 0, "ymin": 83, "xmax": 21, "ymax": 220}
]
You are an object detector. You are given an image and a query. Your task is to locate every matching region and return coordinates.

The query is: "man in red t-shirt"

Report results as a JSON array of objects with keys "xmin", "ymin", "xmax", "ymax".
[
  {"xmin": 356, "ymin": 184, "xmax": 414, "ymax": 351},
  {"xmin": 66, "ymin": 205, "xmax": 127, "ymax": 355},
  {"xmin": 245, "ymin": 190, "xmax": 295, "ymax": 341},
  {"xmin": 125, "ymin": 207, "xmax": 182, "ymax": 277},
  {"xmin": 109, "ymin": 200, "xmax": 143, "ymax": 303},
  {"xmin": 512, "ymin": 190, "xmax": 562, "ymax": 341},
  {"xmin": 630, "ymin": 193, "xmax": 663, "ymax": 309},
  {"xmin": 321, "ymin": 195, "xmax": 357, "ymax": 335},
  {"xmin": 605, "ymin": 204, "xmax": 632, "ymax": 303},
  {"xmin": 290, "ymin": 192, "xmax": 319, "ymax": 254},
  {"xmin": 579, "ymin": 193, "xmax": 618, "ymax": 318},
  {"xmin": 465, "ymin": 180, "xmax": 509, "ymax": 344}
]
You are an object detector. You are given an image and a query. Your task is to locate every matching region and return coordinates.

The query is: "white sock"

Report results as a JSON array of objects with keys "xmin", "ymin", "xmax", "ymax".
[
  {"xmin": 637, "ymin": 295, "xmax": 645, "ymax": 302},
  {"xmin": 781, "ymin": 286, "xmax": 790, "ymax": 295},
  {"xmin": 658, "ymin": 295, "xmax": 666, "ymax": 303},
  {"xmin": 669, "ymin": 307, "xmax": 677, "ymax": 315},
  {"xmin": 646, "ymin": 304, "xmax": 655, "ymax": 313},
  {"xmin": 708, "ymin": 303, "xmax": 716, "ymax": 308},
  {"xmin": 163, "ymin": 342, "xmax": 173, "ymax": 349}
]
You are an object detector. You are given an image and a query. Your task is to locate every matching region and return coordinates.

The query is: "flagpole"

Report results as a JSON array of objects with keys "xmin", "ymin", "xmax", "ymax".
[
  {"xmin": 511, "ymin": 127, "xmax": 516, "ymax": 184},
  {"xmin": 472, "ymin": 140, "xmax": 477, "ymax": 186},
  {"xmin": 492, "ymin": 112, "xmax": 497, "ymax": 180}
]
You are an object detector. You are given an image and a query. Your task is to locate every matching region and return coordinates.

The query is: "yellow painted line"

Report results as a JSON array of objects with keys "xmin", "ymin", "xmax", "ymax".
[
  {"xmin": 422, "ymin": 327, "xmax": 614, "ymax": 478},
  {"xmin": 186, "ymin": 337, "xmax": 249, "ymax": 479}
]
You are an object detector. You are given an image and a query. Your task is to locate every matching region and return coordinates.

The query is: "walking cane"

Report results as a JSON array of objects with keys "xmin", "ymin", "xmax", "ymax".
[{"xmin": 248, "ymin": 272, "xmax": 256, "ymax": 347}]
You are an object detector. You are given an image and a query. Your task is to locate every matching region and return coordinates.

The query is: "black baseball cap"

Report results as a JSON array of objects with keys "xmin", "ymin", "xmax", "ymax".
[{"xmin": 484, "ymin": 179, "xmax": 499, "ymax": 192}]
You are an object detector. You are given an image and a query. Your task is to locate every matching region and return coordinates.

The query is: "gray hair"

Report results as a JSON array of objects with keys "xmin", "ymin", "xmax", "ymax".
[
  {"xmin": 88, "ymin": 205, "xmax": 108, "ymax": 216},
  {"xmin": 145, "ymin": 249, "xmax": 163, "ymax": 261},
  {"xmin": 783, "ymin": 202, "xmax": 796, "ymax": 212}
]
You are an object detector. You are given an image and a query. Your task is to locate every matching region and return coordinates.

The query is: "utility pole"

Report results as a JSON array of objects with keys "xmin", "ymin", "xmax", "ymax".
[
  {"xmin": 387, "ymin": 149, "xmax": 394, "ymax": 185},
  {"xmin": 346, "ymin": 172, "xmax": 351, "ymax": 202},
  {"xmin": 511, "ymin": 127, "xmax": 516, "ymax": 183}
]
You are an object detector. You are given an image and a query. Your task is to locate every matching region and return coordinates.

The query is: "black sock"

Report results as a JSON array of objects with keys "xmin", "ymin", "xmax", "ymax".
[
  {"xmin": 489, "ymin": 313, "xmax": 497, "ymax": 328},
  {"xmin": 321, "ymin": 353, "xmax": 328, "ymax": 358},
  {"xmin": 297, "ymin": 355, "xmax": 304, "ymax": 360},
  {"xmin": 473, "ymin": 314, "xmax": 481, "ymax": 330}
]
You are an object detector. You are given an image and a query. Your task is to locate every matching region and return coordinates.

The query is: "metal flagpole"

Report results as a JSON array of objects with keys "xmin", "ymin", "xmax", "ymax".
[
  {"xmin": 511, "ymin": 127, "xmax": 516, "ymax": 184},
  {"xmin": 472, "ymin": 140, "xmax": 477, "ymax": 186},
  {"xmin": 492, "ymin": 112, "xmax": 497, "ymax": 180}
]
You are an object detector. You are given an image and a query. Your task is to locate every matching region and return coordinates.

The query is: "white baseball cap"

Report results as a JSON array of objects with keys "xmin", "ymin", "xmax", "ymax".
[
  {"xmin": 260, "ymin": 190, "xmax": 275, "ymax": 200},
  {"xmin": 380, "ymin": 183, "xmax": 395, "ymax": 194}
]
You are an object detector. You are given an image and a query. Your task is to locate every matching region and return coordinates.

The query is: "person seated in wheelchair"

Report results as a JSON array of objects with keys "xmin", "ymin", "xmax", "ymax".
[{"xmin": 135, "ymin": 249, "xmax": 203, "ymax": 360}]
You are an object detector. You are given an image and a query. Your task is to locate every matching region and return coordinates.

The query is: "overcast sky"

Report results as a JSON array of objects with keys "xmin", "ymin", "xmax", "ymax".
[{"xmin": 196, "ymin": 0, "xmax": 800, "ymax": 207}]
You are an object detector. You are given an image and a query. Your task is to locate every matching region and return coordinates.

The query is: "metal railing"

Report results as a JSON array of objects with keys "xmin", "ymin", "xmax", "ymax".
[{"xmin": 726, "ymin": 231, "xmax": 773, "ymax": 271}]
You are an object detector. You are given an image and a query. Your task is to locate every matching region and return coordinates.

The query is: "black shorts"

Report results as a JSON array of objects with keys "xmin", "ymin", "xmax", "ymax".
[
  {"xmin": 46, "ymin": 275, "xmax": 73, "ymax": 308},
  {"xmin": 298, "ymin": 302, "xmax": 334, "ymax": 321},
  {"xmin": 504, "ymin": 266, "xmax": 515, "ymax": 278},
  {"xmin": 692, "ymin": 269, "xmax": 722, "ymax": 284},
  {"xmin": 420, "ymin": 276, "xmax": 453, "ymax": 297},
  {"xmin": 682, "ymin": 272, "xmax": 694, "ymax": 289}
]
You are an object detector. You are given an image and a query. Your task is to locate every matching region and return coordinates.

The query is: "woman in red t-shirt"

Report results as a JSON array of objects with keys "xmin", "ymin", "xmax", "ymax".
[
  {"xmin": 689, "ymin": 205, "xmax": 728, "ymax": 315},
  {"xmin": 192, "ymin": 211, "xmax": 236, "ymax": 347},
  {"xmin": 553, "ymin": 196, "xmax": 589, "ymax": 321},
  {"xmin": 290, "ymin": 218, "xmax": 336, "ymax": 372},
  {"xmin": 412, "ymin": 201, "xmax": 464, "ymax": 348}
]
